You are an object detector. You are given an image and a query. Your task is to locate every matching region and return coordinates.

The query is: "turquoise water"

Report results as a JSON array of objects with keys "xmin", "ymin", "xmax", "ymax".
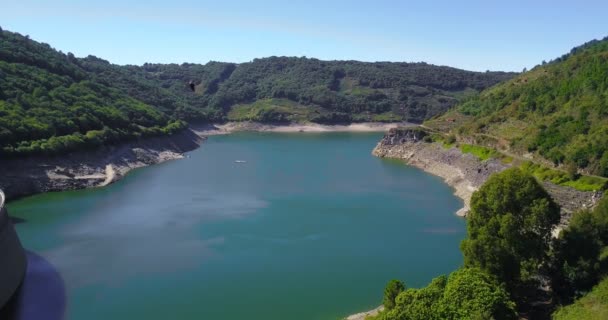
[{"xmin": 8, "ymin": 133, "xmax": 464, "ymax": 320}]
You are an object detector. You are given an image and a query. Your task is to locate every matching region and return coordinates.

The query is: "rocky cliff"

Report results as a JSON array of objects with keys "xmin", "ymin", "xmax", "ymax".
[{"xmin": 0, "ymin": 129, "xmax": 205, "ymax": 201}]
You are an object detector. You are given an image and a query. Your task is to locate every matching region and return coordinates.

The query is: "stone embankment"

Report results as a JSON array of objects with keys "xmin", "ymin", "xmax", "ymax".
[{"xmin": 0, "ymin": 129, "xmax": 204, "ymax": 200}]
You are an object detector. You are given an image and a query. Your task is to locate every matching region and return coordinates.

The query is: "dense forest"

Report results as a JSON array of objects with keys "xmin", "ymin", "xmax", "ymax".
[
  {"xmin": 0, "ymin": 27, "xmax": 187, "ymax": 156},
  {"xmin": 428, "ymin": 36, "xmax": 608, "ymax": 177},
  {"xmin": 81, "ymin": 54, "xmax": 515, "ymax": 123},
  {"xmin": 0, "ymin": 26, "xmax": 514, "ymax": 156}
]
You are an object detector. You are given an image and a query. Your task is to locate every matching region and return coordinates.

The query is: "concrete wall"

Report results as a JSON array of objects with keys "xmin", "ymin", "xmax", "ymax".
[{"xmin": 0, "ymin": 190, "xmax": 27, "ymax": 309}]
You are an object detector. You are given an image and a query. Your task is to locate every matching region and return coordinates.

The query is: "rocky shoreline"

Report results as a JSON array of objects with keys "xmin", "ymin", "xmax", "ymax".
[
  {"xmin": 0, "ymin": 122, "xmax": 405, "ymax": 201},
  {"xmin": 371, "ymin": 127, "xmax": 602, "ymax": 220},
  {"xmin": 372, "ymin": 127, "xmax": 508, "ymax": 217},
  {"xmin": 0, "ymin": 129, "xmax": 205, "ymax": 201}
]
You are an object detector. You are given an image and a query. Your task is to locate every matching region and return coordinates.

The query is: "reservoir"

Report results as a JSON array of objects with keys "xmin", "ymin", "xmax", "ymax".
[{"xmin": 8, "ymin": 132, "xmax": 464, "ymax": 320}]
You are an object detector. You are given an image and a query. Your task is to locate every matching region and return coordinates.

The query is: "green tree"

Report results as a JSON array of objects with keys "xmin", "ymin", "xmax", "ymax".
[
  {"xmin": 552, "ymin": 192, "xmax": 608, "ymax": 302},
  {"xmin": 460, "ymin": 168, "xmax": 560, "ymax": 294},
  {"xmin": 375, "ymin": 269, "xmax": 516, "ymax": 320},
  {"xmin": 439, "ymin": 268, "xmax": 517, "ymax": 320},
  {"xmin": 383, "ymin": 279, "xmax": 405, "ymax": 310}
]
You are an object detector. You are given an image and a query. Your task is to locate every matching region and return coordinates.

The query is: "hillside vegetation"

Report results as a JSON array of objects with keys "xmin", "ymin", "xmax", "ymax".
[
  {"xmin": 427, "ymin": 36, "xmax": 608, "ymax": 177},
  {"xmin": 0, "ymin": 26, "xmax": 514, "ymax": 156},
  {"xmin": 82, "ymin": 53, "xmax": 514, "ymax": 124},
  {"xmin": 0, "ymin": 27, "xmax": 186, "ymax": 156},
  {"xmin": 553, "ymin": 277, "xmax": 608, "ymax": 320},
  {"xmin": 82, "ymin": 55, "xmax": 514, "ymax": 123}
]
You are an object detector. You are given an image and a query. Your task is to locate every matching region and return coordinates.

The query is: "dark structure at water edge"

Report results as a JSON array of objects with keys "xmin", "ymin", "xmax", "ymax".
[{"xmin": 0, "ymin": 189, "xmax": 27, "ymax": 310}]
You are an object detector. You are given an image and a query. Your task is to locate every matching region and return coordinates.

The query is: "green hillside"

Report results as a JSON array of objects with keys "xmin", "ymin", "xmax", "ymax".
[
  {"xmin": 553, "ymin": 277, "xmax": 608, "ymax": 319},
  {"xmin": 0, "ymin": 28, "xmax": 186, "ymax": 157},
  {"xmin": 0, "ymin": 26, "xmax": 515, "ymax": 156},
  {"xmin": 83, "ymin": 54, "xmax": 515, "ymax": 123},
  {"xmin": 427, "ymin": 36, "xmax": 608, "ymax": 177}
]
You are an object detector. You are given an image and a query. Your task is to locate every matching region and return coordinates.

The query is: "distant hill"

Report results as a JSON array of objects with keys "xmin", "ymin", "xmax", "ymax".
[
  {"xmin": 0, "ymin": 26, "xmax": 515, "ymax": 156},
  {"xmin": 427, "ymin": 36, "xmax": 608, "ymax": 177},
  {"xmin": 81, "ymin": 55, "xmax": 515, "ymax": 124}
]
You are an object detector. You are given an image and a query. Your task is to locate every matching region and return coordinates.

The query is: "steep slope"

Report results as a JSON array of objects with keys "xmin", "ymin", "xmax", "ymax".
[
  {"xmin": 427, "ymin": 36, "xmax": 608, "ymax": 177},
  {"xmin": 0, "ymin": 28, "xmax": 186, "ymax": 157}
]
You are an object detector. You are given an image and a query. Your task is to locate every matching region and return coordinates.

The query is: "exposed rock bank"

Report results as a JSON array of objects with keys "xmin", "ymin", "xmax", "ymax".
[
  {"xmin": 373, "ymin": 127, "xmax": 508, "ymax": 216},
  {"xmin": 0, "ymin": 129, "xmax": 204, "ymax": 201},
  {"xmin": 372, "ymin": 127, "xmax": 602, "ymax": 220},
  {"xmin": 0, "ymin": 122, "xmax": 404, "ymax": 201}
]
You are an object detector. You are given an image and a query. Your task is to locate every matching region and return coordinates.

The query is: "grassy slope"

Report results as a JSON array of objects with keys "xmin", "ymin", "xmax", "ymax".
[{"xmin": 553, "ymin": 277, "xmax": 608, "ymax": 320}]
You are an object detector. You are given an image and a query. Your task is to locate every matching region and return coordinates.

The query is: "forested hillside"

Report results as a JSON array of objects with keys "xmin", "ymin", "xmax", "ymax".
[
  {"xmin": 0, "ymin": 27, "xmax": 186, "ymax": 156},
  {"xmin": 427, "ymin": 36, "xmax": 608, "ymax": 177},
  {"xmin": 0, "ymin": 26, "xmax": 514, "ymax": 157},
  {"xmin": 82, "ymin": 54, "xmax": 515, "ymax": 124}
]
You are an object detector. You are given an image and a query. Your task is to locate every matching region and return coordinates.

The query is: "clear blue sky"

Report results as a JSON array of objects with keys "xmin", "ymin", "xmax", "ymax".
[{"xmin": 1, "ymin": 0, "xmax": 607, "ymax": 72}]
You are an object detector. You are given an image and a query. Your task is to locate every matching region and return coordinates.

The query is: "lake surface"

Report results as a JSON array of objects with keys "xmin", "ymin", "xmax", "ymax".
[{"xmin": 8, "ymin": 133, "xmax": 465, "ymax": 320}]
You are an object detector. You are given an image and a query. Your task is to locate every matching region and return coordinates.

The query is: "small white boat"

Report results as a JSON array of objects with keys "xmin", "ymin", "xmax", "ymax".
[{"xmin": 234, "ymin": 160, "xmax": 247, "ymax": 163}]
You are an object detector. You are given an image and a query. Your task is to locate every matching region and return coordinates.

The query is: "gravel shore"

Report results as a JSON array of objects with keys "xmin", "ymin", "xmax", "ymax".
[{"xmin": 191, "ymin": 122, "xmax": 407, "ymax": 135}]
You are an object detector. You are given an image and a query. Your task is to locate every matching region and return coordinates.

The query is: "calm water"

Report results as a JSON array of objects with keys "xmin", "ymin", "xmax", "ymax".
[{"xmin": 8, "ymin": 133, "xmax": 464, "ymax": 320}]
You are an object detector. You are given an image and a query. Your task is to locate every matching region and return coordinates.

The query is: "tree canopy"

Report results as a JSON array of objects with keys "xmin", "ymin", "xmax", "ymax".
[
  {"xmin": 0, "ymin": 28, "xmax": 186, "ymax": 156},
  {"xmin": 373, "ymin": 268, "xmax": 517, "ymax": 320},
  {"xmin": 383, "ymin": 280, "xmax": 406, "ymax": 310},
  {"xmin": 461, "ymin": 168, "xmax": 560, "ymax": 293}
]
